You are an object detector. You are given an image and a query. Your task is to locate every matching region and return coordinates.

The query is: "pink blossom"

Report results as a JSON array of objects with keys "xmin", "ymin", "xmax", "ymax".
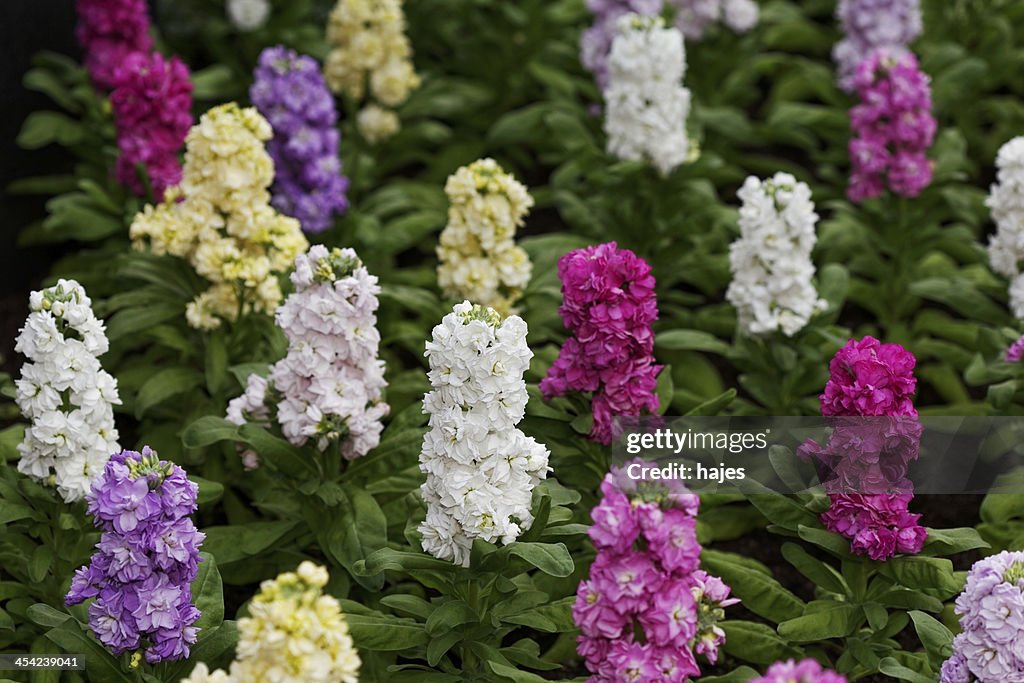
[
  {"xmin": 76, "ymin": 0, "xmax": 154, "ymax": 90},
  {"xmin": 847, "ymin": 49, "xmax": 936, "ymax": 202},
  {"xmin": 589, "ymin": 490, "xmax": 639, "ymax": 552},
  {"xmin": 110, "ymin": 52, "xmax": 192, "ymax": 198},
  {"xmin": 753, "ymin": 658, "xmax": 847, "ymax": 683},
  {"xmin": 638, "ymin": 579, "xmax": 698, "ymax": 648},
  {"xmin": 645, "ymin": 508, "xmax": 700, "ymax": 573},
  {"xmin": 540, "ymin": 242, "xmax": 661, "ymax": 444}
]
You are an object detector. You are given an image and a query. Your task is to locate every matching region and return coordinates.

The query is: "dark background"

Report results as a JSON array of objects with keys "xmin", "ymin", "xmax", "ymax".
[{"xmin": 0, "ymin": 2, "xmax": 77, "ymax": 369}]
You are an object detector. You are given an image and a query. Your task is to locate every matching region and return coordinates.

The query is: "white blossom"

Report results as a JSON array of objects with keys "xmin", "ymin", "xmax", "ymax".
[
  {"xmin": 668, "ymin": 0, "xmax": 759, "ymax": 41},
  {"xmin": 418, "ymin": 302, "xmax": 550, "ymax": 567},
  {"xmin": 14, "ymin": 280, "xmax": 120, "ymax": 502},
  {"xmin": 604, "ymin": 14, "xmax": 692, "ymax": 176},
  {"xmin": 987, "ymin": 137, "xmax": 1024, "ymax": 318},
  {"xmin": 226, "ymin": 0, "xmax": 270, "ymax": 32},
  {"xmin": 726, "ymin": 173, "xmax": 827, "ymax": 337},
  {"xmin": 227, "ymin": 246, "xmax": 388, "ymax": 463}
]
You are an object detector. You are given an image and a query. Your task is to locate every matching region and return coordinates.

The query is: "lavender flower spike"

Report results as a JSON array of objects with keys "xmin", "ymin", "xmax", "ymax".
[
  {"xmin": 66, "ymin": 447, "xmax": 205, "ymax": 663},
  {"xmin": 251, "ymin": 46, "xmax": 349, "ymax": 234}
]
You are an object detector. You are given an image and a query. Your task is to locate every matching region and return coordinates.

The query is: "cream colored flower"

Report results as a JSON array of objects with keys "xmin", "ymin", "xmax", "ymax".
[
  {"xmin": 324, "ymin": 0, "xmax": 420, "ymax": 143},
  {"xmin": 436, "ymin": 159, "xmax": 534, "ymax": 315},
  {"xmin": 130, "ymin": 103, "xmax": 308, "ymax": 330},
  {"xmin": 180, "ymin": 563, "xmax": 359, "ymax": 683},
  {"xmin": 356, "ymin": 104, "xmax": 400, "ymax": 144}
]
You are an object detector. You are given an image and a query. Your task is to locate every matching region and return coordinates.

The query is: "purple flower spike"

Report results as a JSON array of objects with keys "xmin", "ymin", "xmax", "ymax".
[
  {"xmin": 251, "ymin": 46, "xmax": 349, "ymax": 234},
  {"xmin": 66, "ymin": 447, "xmax": 205, "ymax": 663}
]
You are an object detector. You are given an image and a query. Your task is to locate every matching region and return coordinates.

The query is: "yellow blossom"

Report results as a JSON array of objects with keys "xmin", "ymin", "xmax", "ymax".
[
  {"xmin": 324, "ymin": 0, "xmax": 420, "ymax": 144},
  {"xmin": 130, "ymin": 103, "xmax": 308, "ymax": 330},
  {"xmin": 437, "ymin": 159, "xmax": 534, "ymax": 315}
]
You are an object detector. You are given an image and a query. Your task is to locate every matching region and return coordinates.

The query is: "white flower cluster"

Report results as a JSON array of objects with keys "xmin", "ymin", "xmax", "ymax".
[
  {"xmin": 987, "ymin": 137, "xmax": 1024, "ymax": 319},
  {"xmin": 181, "ymin": 562, "xmax": 360, "ymax": 683},
  {"xmin": 227, "ymin": 245, "xmax": 388, "ymax": 464},
  {"xmin": 418, "ymin": 302, "xmax": 550, "ymax": 567},
  {"xmin": 604, "ymin": 14, "xmax": 693, "ymax": 176},
  {"xmin": 668, "ymin": 0, "xmax": 759, "ymax": 41},
  {"xmin": 226, "ymin": 0, "xmax": 270, "ymax": 32},
  {"xmin": 14, "ymin": 280, "xmax": 120, "ymax": 502},
  {"xmin": 726, "ymin": 173, "xmax": 828, "ymax": 337},
  {"xmin": 437, "ymin": 159, "xmax": 534, "ymax": 316}
]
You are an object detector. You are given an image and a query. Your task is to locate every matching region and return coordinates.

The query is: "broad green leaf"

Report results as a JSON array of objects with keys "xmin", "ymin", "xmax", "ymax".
[
  {"xmin": 504, "ymin": 542, "xmax": 574, "ymax": 577},
  {"xmin": 702, "ymin": 551, "xmax": 805, "ymax": 622},
  {"xmin": 777, "ymin": 603, "xmax": 862, "ymax": 641},
  {"xmin": 191, "ymin": 553, "xmax": 224, "ymax": 633},
  {"xmin": 721, "ymin": 621, "xmax": 802, "ymax": 665},
  {"xmin": 182, "ymin": 416, "xmax": 239, "ymax": 449},
  {"xmin": 910, "ymin": 610, "xmax": 954, "ymax": 659},
  {"xmin": 135, "ymin": 367, "xmax": 203, "ymax": 417}
]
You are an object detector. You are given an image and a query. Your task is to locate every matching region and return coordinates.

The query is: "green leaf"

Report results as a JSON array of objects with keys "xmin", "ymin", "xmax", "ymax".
[
  {"xmin": 721, "ymin": 621, "xmax": 802, "ymax": 665},
  {"xmin": 424, "ymin": 600, "xmax": 477, "ymax": 636},
  {"xmin": 922, "ymin": 527, "xmax": 989, "ymax": 555},
  {"xmin": 191, "ymin": 553, "xmax": 224, "ymax": 633},
  {"xmin": 17, "ymin": 111, "xmax": 83, "ymax": 149},
  {"xmin": 201, "ymin": 521, "xmax": 298, "ymax": 565},
  {"xmin": 134, "ymin": 367, "xmax": 203, "ymax": 417},
  {"xmin": 379, "ymin": 594, "xmax": 433, "ymax": 620},
  {"xmin": 205, "ymin": 332, "xmax": 229, "ymax": 395},
  {"xmin": 193, "ymin": 476, "xmax": 225, "ymax": 505},
  {"xmin": 44, "ymin": 621, "xmax": 133, "ymax": 683},
  {"xmin": 684, "ymin": 388, "xmax": 738, "ymax": 416},
  {"xmin": 487, "ymin": 661, "xmax": 550, "ymax": 683},
  {"xmin": 319, "ymin": 485, "xmax": 388, "ymax": 590},
  {"xmin": 28, "ymin": 546, "xmax": 52, "ymax": 583},
  {"xmin": 346, "ymin": 612, "xmax": 428, "ymax": 651},
  {"xmin": 25, "ymin": 604, "xmax": 72, "ymax": 629},
  {"xmin": 780, "ymin": 542, "xmax": 846, "ymax": 594},
  {"xmin": 878, "ymin": 588, "xmax": 944, "ymax": 613},
  {"xmin": 656, "ymin": 329, "xmax": 731, "ymax": 355},
  {"xmin": 504, "ymin": 542, "xmax": 574, "ymax": 577},
  {"xmin": 357, "ymin": 548, "xmax": 458, "ymax": 575},
  {"xmin": 878, "ymin": 656, "xmax": 935, "ymax": 683},
  {"xmin": 797, "ymin": 525, "xmax": 854, "ymax": 557},
  {"xmin": 910, "ymin": 610, "xmax": 953, "ymax": 659},
  {"xmin": 182, "ymin": 416, "xmax": 239, "ymax": 449},
  {"xmin": 427, "ymin": 630, "xmax": 462, "ymax": 667},
  {"xmin": 879, "ymin": 556, "xmax": 962, "ymax": 596},
  {"xmin": 236, "ymin": 424, "xmax": 319, "ymax": 479},
  {"xmin": 777, "ymin": 603, "xmax": 862, "ymax": 641},
  {"xmin": 702, "ymin": 551, "xmax": 805, "ymax": 622}
]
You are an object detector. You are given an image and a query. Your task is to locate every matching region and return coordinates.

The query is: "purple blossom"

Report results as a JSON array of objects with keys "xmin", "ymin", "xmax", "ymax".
[
  {"xmin": 66, "ymin": 447, "xmax": 204, "ymax": 663},
  {"xmin": 110, "ymin": 52, "xmax": 193, "ymax": 199},
  {"xmin": 1006, "ymin": 335, "xmax": 1024, "ymax": 362},
  {"xmin": 251, "ymin": 46, "xmax": 349, "ymax": 233},
  {"xmin": 941, "ymin": 551, "xmax": 1024, "ymax": 681},
  {"xmin": 75, "ymin": 0, "xmax": 153, "ymax": 90},
  {"xmin": 540, "ymin": 243, "xmax": 662, "ymax": 444},
  {"xmin": 847, "ymin": 50, "xmax": 936, "ymax": 202},
  {"xmin": 833, "ymin": 0, "xmax": 922, "ymax": 92},
  {"xmin": 581, "ymin": 0, "xmax": 662, "ymax": 89},
  {"xmin": 573, "ymin": 462, "xmax": 736, "ymax": 679}
]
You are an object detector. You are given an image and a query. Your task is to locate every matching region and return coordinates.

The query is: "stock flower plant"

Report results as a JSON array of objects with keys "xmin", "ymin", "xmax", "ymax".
[{"xmin": 7, "ymin": 1, "xmax": 1024, "ymax": 682}]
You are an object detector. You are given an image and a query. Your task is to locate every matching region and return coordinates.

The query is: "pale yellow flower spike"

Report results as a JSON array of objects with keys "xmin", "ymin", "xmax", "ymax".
[
  {"xmin": 437, "ymin": 159, "xmax": 535, "ymax": 316},
  {"xmin": 324, "ymin": 0, "xmax": 421, "ymax": 144},
  {"xmin": 129, "ymin": 103, "xmax": 309, "ymax": 330}
]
